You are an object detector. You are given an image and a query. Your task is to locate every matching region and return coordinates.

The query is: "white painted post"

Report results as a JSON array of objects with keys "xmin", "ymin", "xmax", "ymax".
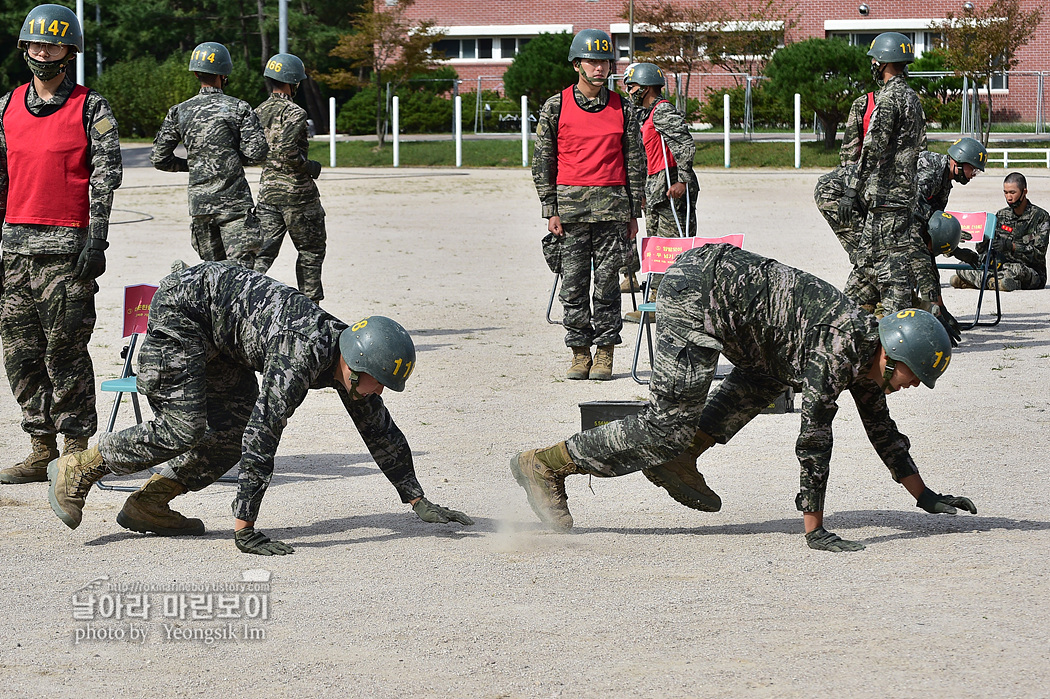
[
  {"xmin": 794, "ymin": 93, "xmax": 801, "ymax": 169},
  {"xmin": 454, "ymin": 95, "xmax": 463, "ymax": 167},
  {"xmin": 392, "ymin": 96, "xmax": 400, "ymax": 168},
  {"xmin": 329, "ymin": 97, "xmax": 336, "ymax": 168},
  {"xmin": 521, "ymin": 95, "xmax": 529, "ymax": 167},
  {"xmin": 75, "ymin": 0, "xmax": 85, "ymax": 85},
  {"xmin": 723, "ymin": 93, "xmax": 731, "ymax": 169}
]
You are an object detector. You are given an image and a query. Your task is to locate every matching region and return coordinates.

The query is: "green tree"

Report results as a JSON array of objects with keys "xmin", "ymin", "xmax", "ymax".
[
  {"xmin": 910, "ymin": 47, "xmax": 966, "ymax": 129},
  {"xmin": 764, "ymin": 38, "xmax": 869, "ymax": 150},
  {"xmin": 934, "ymin": 0, "xmax": 1043, "ymax": 143},
  {"xmin": 320, "ymin": 0, "xmax": 444, "ymax": 145},
  {"xmin": 502, "ymin": 32, "xmax": 576, "ymax": 113},
  {"xmin": 627, "ymin": 1, "xmax": 715, "ymax": 100}
]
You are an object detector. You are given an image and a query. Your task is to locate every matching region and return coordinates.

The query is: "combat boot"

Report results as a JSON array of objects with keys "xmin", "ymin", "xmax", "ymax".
[
  {"xmin": 619, "ymin": 273, "xmax": 640, "ymax": 294},
  {"xmin": 62, "ymin": 435, "xmax": 89, "ymax": 456},
  {"xmin": 950, "ymin": 274, "xmax": 976, "ymax": 290},
  {"xmin": 589, "ymin": 345, "xmax": 614, "ymax": 381},
  {"xmin": 567, "ymin": 347, "xmax": 592, "ymax": 380},
  {"xmin": 0, "ymin": 435, "xmax": 59, "ymax": 484},
  {"xmin": 642, "ymin": 429, "xmax": 722, "ymax": 512},
  {"xmin": 624, "ymin": 310, "xmax": 641, "ymax": 324},
  {"xmin": 47, "ymin": 446, "xmax": 111, "ymax": 530},
  {"xmin": 509, "ymin": 441, "xmax": 579, "ymax": 531},
  {"xmin": 117, "ymin": 474, "xmax": 206, "ymax": 536}
]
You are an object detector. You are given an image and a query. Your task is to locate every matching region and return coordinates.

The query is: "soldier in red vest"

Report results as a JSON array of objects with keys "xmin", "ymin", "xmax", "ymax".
[
  {"xmin": 532, "ymin": 29, "xmax": 645, "ymax": 381},
  {"xmin": 0, "ymin": 4, "xmax": 122, "ymax": 484}
]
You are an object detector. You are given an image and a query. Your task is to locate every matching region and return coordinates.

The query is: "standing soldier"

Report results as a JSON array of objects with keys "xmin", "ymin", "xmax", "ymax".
[
  {"xmin": 839, "ymin": 32, "xmax": 928, "ymax": 315},
  {"xmin": 532, "ymin": 28, "xmax": 645, "ymax": 381},
  {"xmin": 0, "ymin": 4, "xmax": 122, "ymax": 484},
  {"xmin": 151, "ymin": 42, "xmax": 268, "ymax": 269},
  {"xmin": 952, "ymin": 172, "xmax": 1050, "ymax": 291},
  {"xmin": 47, "ymin": 262, "xmax": 474, "ymax": 554},
  {"xmin": 253, "ymin": 53, "xmax": 326, "ymax": 302},
  {"xmin": 510, "ymin": 245, "xmax": 977, "ymax": 552}
]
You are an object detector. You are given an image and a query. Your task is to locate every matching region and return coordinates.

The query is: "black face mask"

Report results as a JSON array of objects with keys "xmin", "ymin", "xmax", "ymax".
[
  {"xmin": 870, "ymin": 61, "xmax": 884, "ymax": 85},
  {"xmin": 1011, "ymin": 195, "xmax": 1027, "ymax": 213},
  {"xmin": 953, "ymin": 168, "xmax": 972, "ymax": 185},
  {"xmin": 25, "ymin": 52, "xmax": 69, "ymax": 82}
]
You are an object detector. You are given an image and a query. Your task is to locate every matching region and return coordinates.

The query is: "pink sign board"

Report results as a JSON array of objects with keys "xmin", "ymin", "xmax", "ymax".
[
  {"xmin": 122, "ymin": 284, "xmax": 158, "ymax": 337},
  {"xmin": 945, "ymin": 211, "xmax": 992, "ymax": 244},
  {"xmin": 639, "ymin": 234, "xmax": 744, "ymax": 274}
]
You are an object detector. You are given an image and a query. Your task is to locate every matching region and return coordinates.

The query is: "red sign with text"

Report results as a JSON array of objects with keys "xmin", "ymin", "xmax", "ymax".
[
  {"xmin": 122, "ymin": 284, "xmax": 158, "ymax": 337},
  {"xmin": 639, "ymin": 234, "xmax": 744, "ymax": 274},
  {"xmin": 945, "ymin": 211, "xmax": 994, "ymax": 244}
]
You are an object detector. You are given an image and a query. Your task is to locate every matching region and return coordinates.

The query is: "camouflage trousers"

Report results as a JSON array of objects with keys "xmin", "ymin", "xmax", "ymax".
[
  {"xmin": 560, "ymin": 221, "xmax": 625, "ymax": 348},
  {"xmin": 955, "ymin": 260, "xmax": 1045, "ymax": 290},
  {"xmin": 190, "ymin": 208, "xmax": 262, "ymax": 270},
  {"xmin": 567, "ymin": 247, "xmax": 784, "ymax": 475},
  {"xmin": 97, "ymin": 288, "xmax": 259, "ymax": 507},
  {"xmin": 255, "ymin": 200, "xmax": 327, "ymax": 302},
  {"xmin": 813, "ymin": 178, "xmax": 864, "ymax": 265},
  {"xmin": 0, "ymin": 252, "xmax": 97, "ymax": 438},
  {"xmin": 845, "ymin": 210, "xmax": 938, "ymax": 313}
]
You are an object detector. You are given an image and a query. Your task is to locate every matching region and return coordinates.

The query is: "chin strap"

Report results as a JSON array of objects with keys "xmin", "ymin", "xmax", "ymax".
[
  {"xmin": 575, "ymin": 60, "xmax": 607, "ymax": 87},
  {"xmin": 881, "ymin": 357, "xmax": 898, "ymax": 393}
]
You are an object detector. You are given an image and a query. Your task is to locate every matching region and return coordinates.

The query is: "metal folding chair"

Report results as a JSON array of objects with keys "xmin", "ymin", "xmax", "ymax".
[{"xmin": 939, "ymin": 211, "xmax": 1003, "ymax": 329}]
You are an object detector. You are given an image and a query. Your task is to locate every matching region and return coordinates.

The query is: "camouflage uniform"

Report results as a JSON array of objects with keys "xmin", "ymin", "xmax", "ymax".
[
  {"xmin": 566, "ymin": 244, "xmax": 919, "ymax": 513},
  {"xmin": 642, "ymin": 99, "xmax": 697, "ymax": 238},
  {"xmin": 0, "ymin": 75, "xmax": 122, "ymax": 440},
  {"xmin": 96, "ymin": 262, "xmax": 424, "ymax": 522},
  {"xmin": 533, "ymin": 85, "xmax": 645, "ymax": 348},
  {"xmin": 254, "ymin": 92, "xmax": 326, "ymax": 301},
  {"xmin": 957, "ymin": 200, "xmax": 1050, "ymax": 290},
  {"xmin": 844, "ymin": 75, "xmax": 929, "ymax": 314},
  {"xmin": 839, "ymin": 92, "xmax": 873, "ymax": 167},
  {"xmin": 151, "ymin": 86, "xmax": 268, "ymax": 269}
]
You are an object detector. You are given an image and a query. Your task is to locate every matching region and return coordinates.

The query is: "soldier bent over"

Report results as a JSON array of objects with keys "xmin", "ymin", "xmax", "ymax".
[
  {"xmin": 47, "ymin": 262, "xmax": 473, "ymax": 555},
  {"xmin": 511, "ymin": 245, "xmax": 976, "ymax": 552}
]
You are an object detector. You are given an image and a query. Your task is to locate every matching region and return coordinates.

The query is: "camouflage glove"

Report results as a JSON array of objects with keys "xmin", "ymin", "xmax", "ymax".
[
  {"xmin": 953, "ymin": 248, "xmax": 981, "ymax": 268},
  {"xmin": 235, "ymin": 527, "xmax": 295, "ymax": 555},
  {"xmin": 412, "ymin": 497, "xmax": 475, "ymax": 526},
  {"xmin": 991, "ymin": 235, "xmax": 1014, "ymax": 256},
  {"xmin": 305, "ymin": 159, "xmax": 322, "ymax": 179},
  {"xmin": 934, "ymin": 305, "xmax": 961, "ymax": 348},
  {"xmin": 805, "ymin": 526, "xmax": 866, "ymax": 552},
  {"xmin": 916, "ymin": 488, "xmax": 977, "ymax": 515},
  {"xmin": 74, "ymin": 238, "xmax": 108, "ymax": 280},
  {"xmin": 837, "ymin": 188, "xmax": 858, "ymax": 223}
]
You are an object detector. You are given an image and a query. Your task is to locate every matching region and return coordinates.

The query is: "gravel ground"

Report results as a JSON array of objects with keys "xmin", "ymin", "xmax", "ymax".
[{"xmin": 0, "ymin": 160, "xmax": 1047, "ymax": 698}]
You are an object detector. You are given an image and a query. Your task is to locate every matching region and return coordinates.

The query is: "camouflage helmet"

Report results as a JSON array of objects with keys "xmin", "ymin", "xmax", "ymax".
[
  {"xmin": 19, "ymin": 4, "xmax": 83, "ymax": 53},
  {"xmin": 188, "ymin": 41, "xmax": 233, "ymax": 76},
  {"xmin": 928, "ymin": 211, "xmax": 962, "ymax": 256},
  {"xmin": 878, "ymin": 309, "xmax": 952, "ymax": 388},
  {"xmin": 868, "ymin": 32, "xmax": 915, "ymax": 64},
  {"xmin": 263, "ymin": 52, "xmax": 307, "ymax": 84},
  {"xmin": 947, "ymin": 137, "xmax": 988, "ymax": 171},
  {"xmin": 624, "ymin": 62, "xmax": 666, "ymax": 87},
  {"xmin": 338, "ymin": 316, "xmax": 416, "ymax": 392},
  {"xmin": 568, "ymin": 29, "xmax": 615, "ymax": 62}
]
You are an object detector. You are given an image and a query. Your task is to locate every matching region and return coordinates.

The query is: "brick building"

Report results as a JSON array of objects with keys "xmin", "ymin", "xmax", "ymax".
[{"xmin": 389, "ymin": 0, "xmax": 1049, "ymax": 123}]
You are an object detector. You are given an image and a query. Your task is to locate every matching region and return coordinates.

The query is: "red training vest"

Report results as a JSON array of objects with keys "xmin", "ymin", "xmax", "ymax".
[
  {"xmin": 3, "ymin": 83, "xmax": 91, "ymax": 228},
  {"xmin": 861, "ymin": 91, "xmax": 876, "ymax": 143},
  {"xmin": 641, "ymin": 99, "xmax": 678, "ymax": 175},
  {"xmin": 556, "ymin": 86, "xmax": 627, "ymax": 187}
]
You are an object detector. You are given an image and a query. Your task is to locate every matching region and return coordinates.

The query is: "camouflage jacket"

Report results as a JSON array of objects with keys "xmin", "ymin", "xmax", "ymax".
[
  {"xmin": 666, "ymin": 244, "xmax": 918, "ymax": 512},
  {"xmin": 0, "ymin": 75, "xmax": 122, "ymax": 255},
  {"xmin": 846, "ymin": 75, "xmax": 927, "ymax": 210},
  {"xmin": 151, "ymin": 86, "xmax": 268, "ymax": 216},
  {"xmin": 532, "ymin": 85, "xmax": 645, "ymax": 223},
  {"xmin": 255, "ymin": 93, "xmax": 319, "ymax": 206},
  {"xmin": 988, "ymin": 200, "xmax": 1050, "ymax": 283},
  {"xmin": 641, "ymin": 99, "xmax": 697, "ymax": 207},
  {"xmin": 839, "ymin": 92, "xmax": 873, "ymax": 168},
  {"xmin": 157, "ymin": 262, "xmax": 424, "ymax": 521},
  {"xmin": 914, "ymin": 150, "xmax": 953, "ymax": 224}
]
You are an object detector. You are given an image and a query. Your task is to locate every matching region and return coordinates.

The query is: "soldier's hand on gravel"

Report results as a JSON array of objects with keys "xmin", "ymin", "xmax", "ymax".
[
  {"xmin": 74, "ymin": 238, "xmax": 108, "ymax": 280},
  {"xmin": 305, "ymin": 159, "xmax": 322, "ymax": 179},
  {"xmin": 953, "ymin": 248, "xmax": 981, "ymax": 268},
  {"xmin": 916, "ymin": 488, "xmax": 977, "ymax": 515},
  {"xmin": 837, "ymin": 188, "xmax": 857, "ymax": 222},
  {"xmin": 235, "ymin": 527, "xmax": 295, "ymax": 555},
  {"xmin": 805, "ymin": 526, "xmax": 866, "ymax": 552},
  {"xmin": 412, "ymin": 497, "xmax": 475, "ymax": 526},
  {"xmin": 991, "ymin": 235, "xmax": 1014, "ymax": 255}
]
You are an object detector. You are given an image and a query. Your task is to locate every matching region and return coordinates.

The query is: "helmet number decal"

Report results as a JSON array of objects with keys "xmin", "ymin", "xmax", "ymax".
[
  {"xmin": 192, "ymin": 49, "xmax": 216, "ymax": 63},
  {"xmin": 29, "ymin": 19, "xmax": 70, "ymax": 37},
  {"xmin": 392, "ymin": 358, "xmax": 414, "ymax": 379},
  {"xmin": 899, "ymin": 42, "xmax": 913, "ymax": 53},
  {"xmin": 585, "ymin": 38, "xmax": 611, "ymax": 52},
  {"xmin": 267, "ymin": 60, "xmax": 283, "ymax": 72},
  {"xmin": 351, "ymin": 319, "xmax": 368, "ymax": 332},
  {"xmin": 895, "ymin": 309, "xmax": 916, "ymax": 318}
]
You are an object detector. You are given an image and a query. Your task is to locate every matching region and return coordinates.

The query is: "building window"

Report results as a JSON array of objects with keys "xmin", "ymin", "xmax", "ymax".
[
  {"xmin": 615, "ymin": 35, "xmax": 652, "ymax": 59},
  {"xmin": 435, "ymin": 36, "xmax": 529, "ymax": 61}
]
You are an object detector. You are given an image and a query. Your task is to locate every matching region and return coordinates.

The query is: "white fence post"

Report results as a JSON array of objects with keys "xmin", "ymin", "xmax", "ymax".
[
  {"xmin": 723, "ymin": 93, "xmax": 731, "ymax": 169},
  {"xmin": 794, "ymin": 93, "xmax": 801, "ymax": 169},
  {"xmin": 521, "ymin": 95, "xmax": 529, "ymax": 167},
  {"xmin": 329, "ymin": 97, "xmax": 336, "ymax": 168},
  {"xmin": 392, "ymin": 96, "xmax": 399, "ymax": 168},
  {"xmin": 454, "ymin": 95, "xmax": 462, "ymax": 168}
]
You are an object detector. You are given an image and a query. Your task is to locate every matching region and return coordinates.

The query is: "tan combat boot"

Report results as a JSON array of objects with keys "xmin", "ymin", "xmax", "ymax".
[
  {"xmin": 0, "ymin": 435, "xmax": 59, "ymax": 484},
  {"xmin": 589, "ymin": 345, "xmax": 614, "ymax": 381},
  {"xmin": 47, "ymin": 446, "xmax": 111, "ymax": 529},
  {"xmin": 567, "ymin": 346, "xmax": 592, "ymax": 380},
  {"xmin": 509, "ymin": 441, "xmax": 579, "ymax": 531},
  {"xmin": 619, "ymin": 273, "xmax": 640, "ymax": 294},
  {"xmin": 950, "ymin": 274, "xmax": 976, "ymax": 290},
  {"xmin": 624, "ymin": 310, "xmax": 641, "ymax": 324},
  {"xmin": 117, "ymin": 474, "xmax": 206, "ymax": 536},
  {"xmin": 642, "ymin": 429, "xmax": 722, "ymax": 512},
  {"xmin": 62, "ymin": 435, "xmax": 89, "ymax": 456}
]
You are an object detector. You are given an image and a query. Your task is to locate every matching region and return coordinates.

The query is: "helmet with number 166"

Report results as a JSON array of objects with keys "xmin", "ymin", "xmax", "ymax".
[
  {"xmin": 263, "ymin": 53, "xmax": 307, "ymax": 85},
  {"xmin": 338, "ymin": 316, "xmax": 416, "ymax": 392}
]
